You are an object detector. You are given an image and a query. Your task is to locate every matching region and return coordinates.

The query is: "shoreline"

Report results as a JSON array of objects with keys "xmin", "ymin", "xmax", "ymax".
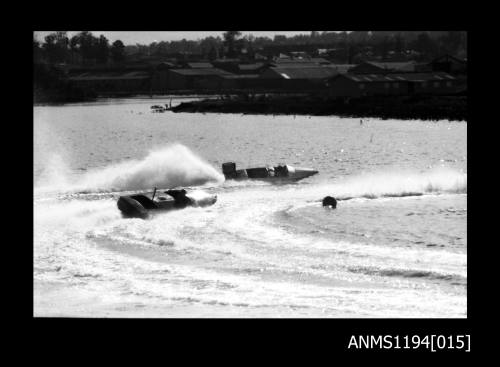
[
  {"xmin": 170, "ymin": 95, "xmax": 467, "ymax": 122},
  {"xmin": 33, "ymin": 93, "xmax": 224, "ymax": 107}
]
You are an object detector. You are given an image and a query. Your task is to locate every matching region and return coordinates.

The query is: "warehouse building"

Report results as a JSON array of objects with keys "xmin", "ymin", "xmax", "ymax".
[
  {"xmin": 155, "ymin": 68, "xmax": 234, "ymax": 91},
  {"xmin": 349, "ymin": 61, "xmax": 418, "ymax": 74},
  {"xmin": 68, "ymin": 71, "xmax": 151, "ymax": 94},
  {"xmin": 326, "ymin": 72, "xmax": 458, "ymax": 98},
  {"xmin": 260, "ymin": 65, "xmax": 340, "ymax": 91}
]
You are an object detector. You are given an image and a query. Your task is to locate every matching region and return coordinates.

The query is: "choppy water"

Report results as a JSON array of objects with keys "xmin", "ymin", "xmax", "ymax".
[{"xmin": 33, "ymin": 97, "xmax": 467, "ymax": 318}]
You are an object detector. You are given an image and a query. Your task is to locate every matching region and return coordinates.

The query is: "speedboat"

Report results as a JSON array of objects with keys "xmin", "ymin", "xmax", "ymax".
[
  {"xmin": 150, "ymin": 105, "xmax": 168, "ymax": 113},
  {"xmin": 222, "ymin": 162, "xmax": 318, "ymax": 182},
  {"xmin": 117, "ymin": 188, "xmax": 217, "ymax": 219}
]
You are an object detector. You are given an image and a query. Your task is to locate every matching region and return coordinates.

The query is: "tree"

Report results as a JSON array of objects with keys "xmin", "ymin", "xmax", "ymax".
[
  {"xmin": 33, "ymin": 38, "xmax": 42, "ymax": 63},
  {"xmin": 111, "ymin": 40, "xmax": 125, "ymax": 63},
  {"xmin": 441, "ymin": 31, "xmax": 464, "ymax": 56},
  {"xmin": 43, "ymin": 31, "xmax": 69, "ymax": 63},
  {"xmin": 69, "ymin": 31, "xmax": 109, "ymax": 65},
  {"xmin": 71, "ymin": 31, "xmax": 96, "ymax": 64},
  {"xmin": 246, "ymin": 42, "xmax": 255, "ymax": 60},
  {"xmin": 95, "ymin": 35, "xmax": 109, "ymax": 64},
  {"xmin": 223, "ymin": 31, "xmax": 241, "ymax": 58},
  {"xmin": 414, "ymin": 32, "xmax": 438, "ymax": 60},
  {"xmin": 395, "ymin": 33, "xmax": 404, "ymax": 54},
  {"xmin": 349, "ymin": 31, "xmax": 370, "ymax": 44},
  {"xmin": 208, "ymin": 45, "xmax": 218, "ymax": 61},
  {"xmin": 379, "ymin": 36, "xmax": 390, "ymax": 60}
]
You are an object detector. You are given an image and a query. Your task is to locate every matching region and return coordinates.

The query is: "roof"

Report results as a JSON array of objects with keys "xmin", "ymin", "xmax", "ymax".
[
  {"xmin": 254, "ymin": 53, "xmax": 268, "ymax": 59},
  {"xmin": 157, "ymin": 61, "xmax": 176, "ymax": 68},
  {"xmin": 168, "ymin": 68, "xmax": 233, "ymax": 76},
  {"xmin": 69, "ymin": 71, "xmax": 150, "ymax": 81},
  {"xmin": 238, "ymin": 63, "xmax": 265, "ymax": 71},
  {"xmin": 353, "ymin": 61, "xmax": 417, "ymax": 73},
  {"xmin": 308, "ymin": 58, "xmax": 331, "ymax": 64},
  {"xmin": 432, "ymin": 54, "xmax": 467, "ymax": 64},
  {"xmin": 273, "ymin": 58, "xmax": 326, "ymax": 64},
  {"xmin": 213, "ymin": 58, "xmax": 241, "ymax": 63},
  {"xmin": 271, "ymin": 58, "xmax": 331, "ymax": 66},
  {"xmin": 333, "ymin": 72, "xmax": 456, "ymax": 83},
  {"xmin": 278, "ymin": 53, "xmax": 291, "ymax": 59},
  {"xmin": 186, "ymin": 62, "xmax": 214, "ymax": 68},
  {"xmin": 332, "ymin": 64, "xmax": 356, "ymax": 74},
  {"xmin": 220, "ymin": 74, "xmax": 260, "ymax": 79},
  {"xmin": 266, "ymin": 66, "xmax": 339, "ymax": 79}
]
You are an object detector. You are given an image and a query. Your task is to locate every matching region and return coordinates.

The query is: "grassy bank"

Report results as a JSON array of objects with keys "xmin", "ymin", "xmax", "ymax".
[{"xmin": 171, "ymin": 94, "xmax": 467, "ymax": 121}]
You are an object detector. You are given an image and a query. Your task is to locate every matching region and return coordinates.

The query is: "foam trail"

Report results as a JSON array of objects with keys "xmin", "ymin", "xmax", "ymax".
[
  {"xmin": 35, "ymin": 144, "xmax": 225, "ymax": 193},
  {"xmin": 330, "ymin": 167, "xmax": 467, "ymax": 198},
  {"xmin": 291, "ymin": 167, "xmax": 466, "ymax": 202}
]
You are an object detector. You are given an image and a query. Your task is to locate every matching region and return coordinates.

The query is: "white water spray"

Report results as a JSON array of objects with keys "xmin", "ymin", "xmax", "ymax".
[{"xmin": 35, "ymin": 144, "xmax": 225, "ymax": 193}]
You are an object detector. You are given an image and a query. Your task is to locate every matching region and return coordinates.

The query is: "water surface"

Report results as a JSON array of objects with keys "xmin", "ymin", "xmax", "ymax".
[{"xmin": 34, "ymin": 98, "xmax": 467, "ymax": 317}]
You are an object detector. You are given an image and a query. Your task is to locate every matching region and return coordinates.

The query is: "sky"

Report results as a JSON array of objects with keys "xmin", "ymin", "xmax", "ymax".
[{"xmin": 34, "ymin": 31, "xmax": 323, "ymax": 45}]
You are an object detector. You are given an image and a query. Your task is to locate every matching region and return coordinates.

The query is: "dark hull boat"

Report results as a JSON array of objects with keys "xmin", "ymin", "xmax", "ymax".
[
  {"xmin": 222, "ymin": 162, "xmax": 318, "ymax": 182},
  {"xmin": 117, "ymin": 188, "xmax": 217, "ymax": 219}
]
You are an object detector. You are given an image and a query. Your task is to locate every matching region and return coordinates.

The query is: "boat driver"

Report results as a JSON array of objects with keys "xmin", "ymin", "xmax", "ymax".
[{"xmin": 166, "ymin": 189, "xmax": 193, "ymax": 208}]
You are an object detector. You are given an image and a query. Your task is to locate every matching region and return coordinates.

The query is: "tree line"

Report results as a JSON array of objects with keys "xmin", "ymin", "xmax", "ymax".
[
  {"xmin": 34, "ymin": 31, "xmax": 467, "ymax": 66},
  {"xmin": 34, "ymin": 31, "xmax": 125, "ymax": 65}
]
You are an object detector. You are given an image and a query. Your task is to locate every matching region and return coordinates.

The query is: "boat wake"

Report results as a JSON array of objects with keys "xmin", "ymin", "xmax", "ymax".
[
  {"xmin": 34, "ymin": 144, "xmax": 225, "ymax": 194},
  {"xmin": 34, "ymin": 163, "xmax": 467, "ymax": 318},
  {"xmin": 305, "ymin": 167, "xmax": 467, "ymax": 202}
]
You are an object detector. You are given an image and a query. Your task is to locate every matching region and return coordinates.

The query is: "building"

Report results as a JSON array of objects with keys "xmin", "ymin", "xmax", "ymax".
[
  {"xmin": 308, "ymin": 58, "xmax": 332, "ymax": 65},
  {"xmin": 151, "ymin": 62, "xmax": 176, "ymax": 92},
  {"xmin": 211, "ymin": 59, "xmax": 242, "ymax": 73},
  {"xmin": 331, "ymin": 64, "xmax": 356, "ymax": 74},
  {"xmin": 184, "ymin": 62, "xmax": 214, "ymax": 69},
  {"xmin": 326, "ymin": 72, "xmax": 457, "ymax": 98},
  {"xmin": 156, "ymin": 61, "xmax": 177, "ymax": 69},
  {"xmin": 260, "ymin": 65, "xmax": 340, "ymax": 91},
  {"xmin": 254, "ymin": 53, "xmax": 268, "ymax": 61},
  {"xmin": 271, "ymin": 57, "xmax": 331, "ymax": 66},
  {"xmin": 237, "ymin": 63, "xmax": 267, "ymax": 74},
  {"xmin": 349, "ymin": 61, "xmax": 418, "ymax": 74},
  {"xmin": 68, "ymin": 71, "xmax": 151, "ymax": 94},
  {"xmin": 261, "ymin": 65, "xmax": 339, "ymax": 79},
  {"xmin": 430, "ymin": 55, "xmax": 467, "ymax": 75},
  {"xmin": 289, "ymin": 51, "xmax": 310, "ymax": 59},
  {"xmin": 155, "ymin": 68, "xmax": 234, "ymax": 91},
  {"xmin": 219, "ymin": 74, "xmax": 262, "ymax": 90},
  {"xmin": 261, "ymin": 43, "xmax": 328, "ymax": 58}
]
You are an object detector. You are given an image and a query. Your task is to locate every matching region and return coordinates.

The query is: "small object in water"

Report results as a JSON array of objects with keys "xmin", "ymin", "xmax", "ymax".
[
  {"xmin": 322, "ymin": 196, "xmax": 337, "ymax": 208},
  {"xmin": 360, "ymin": 119, "xmax": 363, "ymax": 125}
]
